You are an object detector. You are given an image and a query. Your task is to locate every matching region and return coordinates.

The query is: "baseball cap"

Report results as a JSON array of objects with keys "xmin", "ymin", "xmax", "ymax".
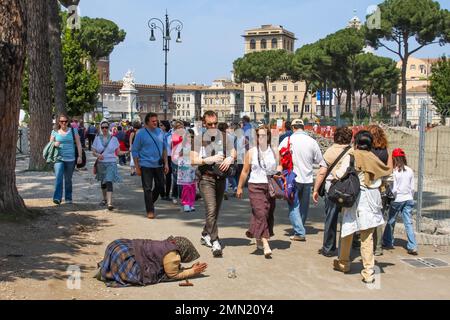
[
  {"xmin": 291, "ymin": 119, "xmax": 304, "ymax": 126},
  {"xmin": 392, "ymin": 148, "xmax": 406, "ymax": 158}
]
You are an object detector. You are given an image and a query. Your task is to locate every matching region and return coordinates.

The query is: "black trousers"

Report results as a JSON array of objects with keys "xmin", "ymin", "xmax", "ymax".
[
  {"xmin": 321, "ymin": 194, "xmax": 342, "ymax": 254},
  {"xmin": 88, "ymin": 134, "xmax": 96, "ymax": 151},
  {"xmin": 164, "ymin": 156, "xmax": 173, "ymax": 198},
  {"xmin": 141, "ymin": 167, "xmax": 165, "ymax": 213}
]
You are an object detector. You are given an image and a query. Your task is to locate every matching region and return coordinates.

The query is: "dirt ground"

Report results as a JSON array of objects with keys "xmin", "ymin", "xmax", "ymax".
[{"xmin": 1, "ymin": 155, "xmax": 450, "ymax": 300}]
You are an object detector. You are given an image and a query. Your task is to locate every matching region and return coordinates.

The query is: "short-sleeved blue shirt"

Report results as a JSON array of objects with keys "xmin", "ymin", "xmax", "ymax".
[{"xmin": 51, "ymin": 128, "xmax": 78, "ymax": 162}]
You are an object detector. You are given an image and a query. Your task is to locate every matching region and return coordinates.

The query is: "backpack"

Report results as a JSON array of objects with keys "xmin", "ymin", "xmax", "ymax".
[
  {"xmin": 327, "ymin": 155, "xmax": 360, "ymax": 208},
  {"xmin": 280, "ymin": 136, "xmax": 293, "ymax": 172}
]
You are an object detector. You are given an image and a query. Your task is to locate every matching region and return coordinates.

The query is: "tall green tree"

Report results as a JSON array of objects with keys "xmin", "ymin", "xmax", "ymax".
[
  {"xmin": 233, "ymin": 50, "xmax": 291, "ymax": 116},
  {"xmin": 0, "ymin": 0, "xmax": 28, "ymax": 214},
  {"xmin": 365, "ymin": 0, "xmax": 450, "ymax": 125},
  {"xmin": 324, "ymin": 28, "xmax": 365, "ymax": 124},
  {"xmin": 290, "ymin": 42, "xmax": 331, "ymax": 118},
  {"xmin": 62, "ymin": 29, "xmax": 100, "ymax": 116},
  {"xmin": 76, "ymin": 16, "xmax": 126, "ymax": 61},
  {"xmin": 429, "ymin": 56, "xmax": 450, "ymax": 124}
]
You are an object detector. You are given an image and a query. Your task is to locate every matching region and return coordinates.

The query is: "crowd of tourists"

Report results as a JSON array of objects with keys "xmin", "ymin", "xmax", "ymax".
[{"xmin": 45, "ymin": 111, "xmax": 418, "ymax": 286}]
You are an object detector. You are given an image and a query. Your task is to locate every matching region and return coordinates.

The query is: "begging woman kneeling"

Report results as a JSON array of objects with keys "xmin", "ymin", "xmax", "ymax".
[{"xmin": 96, "ymin": 236, "xmax": 208, "ymax": 287}]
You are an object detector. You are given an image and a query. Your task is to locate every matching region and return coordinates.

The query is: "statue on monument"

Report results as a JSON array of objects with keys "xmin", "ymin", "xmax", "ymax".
[{"xmin": 122, "ymin": 70, "xmax": 136, "ymax": 90}]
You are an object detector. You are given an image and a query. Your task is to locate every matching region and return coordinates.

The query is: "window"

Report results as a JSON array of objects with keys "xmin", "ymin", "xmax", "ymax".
[
  {"xmin": 410, "ymin": 64, "xmax": 416, "ymax": 70},
  {"xmin": 294, "ymin": 105, "xmax": 299, "ymax": 113},
  {"xmin": 177, "ymin": 111, "xmax": 180, "ymax": 116},
  {"xmin": 251, "ymin": 86, "xmax": 255, "ymax": 92},
  {"xmin": 294, "ymin": 85, "xmax": 298, "ymax": 91},
  {"xmin": 272, "ymin": 105, "xmax": 277, "ymax": 112},
  {"xmin": 406, "ymin": 98, "xmax": 412, "ymax": 104},
  {"xmin": 250, "ymin": 104, "xmax": 255, "ymax": 113},
  {"xmin": 250, "ymin": 96, "xmax": 255, "ymax": 102},
  {"xmin": 261, "ymin": 39, "xmax": 267, "ymax": 49},
  {"xmin": 250, "ymin": 39, "xmax": 256, "ymax": 50},
  {"xmin": 294, "ymin": 95, "xmax": 298, "ymax": 101},
  {"xmin": 305, "ymin": 105, "xmax": 310, "ymax": 113},
  {"xmin": 283, "ymin": 96, "xmax": 287, "ymax": 101},
  {"xmin": 222, "ymin": 99, "xmax": 225, "ymax": 105},
  {"xmin": 420, "ymin": 65, "xmax": 426, "ymax": 74},
  {"xmin": 272, "ymin": 96, "xmax": 276, "ymax": 101},
  {"xmin": 272, "ymin": 85, "xmax": 276, "ymax": 92},
  {"xmin": 271, "ymin": 38, "xmax": 278, "ymax": 49},
  {"xmin": 182, "ymin": 111, "xmax": 185, "ymax": 116},
  {"xmin": 186, "ymin": 97, "xmax": 190, "ymax": 102},
  {"xmin": 186, "ymin": 111, "xmax": 190, "ymax": 117},
  {"xmin": 261, "ymin": 105, "xmax": 266, "ymax": 113},
  {"xmin": 182, "ymin": 97, "xmax": 185, "ymax": 102},
  {"xmin": 283, "ymin": 85, "xmax": 287, "ymax": 91},
  {"xmin": 282, "ymin": 105, "xmax": 288, "ymax": 112}
]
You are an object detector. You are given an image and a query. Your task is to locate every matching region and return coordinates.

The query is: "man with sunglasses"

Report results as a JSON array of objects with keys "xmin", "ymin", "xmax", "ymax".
[
  {"xmin": 190, "ymin": 111, "xmax": 237, "ymax": 257},
  {"xmin": 132, "ymin": 112, "xmax": 169, "ymax": 219}
]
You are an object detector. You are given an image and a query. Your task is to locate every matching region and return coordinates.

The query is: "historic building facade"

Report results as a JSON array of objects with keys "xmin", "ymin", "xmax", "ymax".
[{"xmin": 242, "ymin": 25, "xmax": 315, "ymax": 122}]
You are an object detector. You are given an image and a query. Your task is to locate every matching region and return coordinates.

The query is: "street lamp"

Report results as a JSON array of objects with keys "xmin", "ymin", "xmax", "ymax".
[{"xmin": 148, "ymin": 10, "xmax": 183, "ymax": 120}]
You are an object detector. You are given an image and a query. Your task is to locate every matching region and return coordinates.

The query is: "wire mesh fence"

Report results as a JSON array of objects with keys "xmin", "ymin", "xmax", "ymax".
[{"xmin": 384, "ymin": 104, "xmax": 450, "ymax": 234}]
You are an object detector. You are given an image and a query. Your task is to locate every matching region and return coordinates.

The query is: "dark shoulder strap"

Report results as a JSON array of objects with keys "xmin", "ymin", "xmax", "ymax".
[
  {"xmin": 319, "ymin": 146, "xmax": 351, "ymax": 189},
  {"xmin": 145, "ymin": 128, "xmax": 162, "ymax": 157}
]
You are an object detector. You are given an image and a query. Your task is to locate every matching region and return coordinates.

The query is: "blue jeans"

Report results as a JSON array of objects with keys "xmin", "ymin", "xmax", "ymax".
[
  {"xmin": 53, "ymin": 161, "xmax": 75, "ymax": 202},
  {"xmin": 382, "ymin": 200, "xmax": 417, "ymax": 251},
  {"xmin": 287, "ymin": 183, "xmax": 312, "ymax": 236}
]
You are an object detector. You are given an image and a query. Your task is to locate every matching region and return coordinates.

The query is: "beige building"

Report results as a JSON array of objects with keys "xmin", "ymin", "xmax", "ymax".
[
  {"xmin": 171, "ymin": 85, "xmax": 207, "ymax": 122},
  {"xmin": 242, "ymin": 25, "xmax": 315, "ymax": 122},
  {"xmin": 201, "ymin": 79, "xmax": 244, "ymax": 123},
  {"xmin": 396, "ymin": 56, "xmax": 442, "ymax": 125}
]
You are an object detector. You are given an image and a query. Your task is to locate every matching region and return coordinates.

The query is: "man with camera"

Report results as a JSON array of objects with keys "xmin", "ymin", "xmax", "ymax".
[
  {"xmin": 190, "ymin": 111, "xmax": 237, "ymax": 257},
  {"xmin": 132, "ymin": 112, "xmax": 169, "ymax": 219}
]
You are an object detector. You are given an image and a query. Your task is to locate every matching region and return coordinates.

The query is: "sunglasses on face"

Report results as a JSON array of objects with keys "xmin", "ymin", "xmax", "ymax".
[
  {"xmin": 59, "ymin": 120, "xmax": 68, "ymax": 123},
  {"xmin": 101, "ymin": 126, "xmax": 109, "ymax": 129},
  {"xmin": 206, "ymin": 122, "xmax": 218, "ymax": 126}
]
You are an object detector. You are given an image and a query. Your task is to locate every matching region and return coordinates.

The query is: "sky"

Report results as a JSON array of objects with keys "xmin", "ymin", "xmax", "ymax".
[{"xmin": 78, "ymin": 0, "xmax": 450, "ymax": 86}]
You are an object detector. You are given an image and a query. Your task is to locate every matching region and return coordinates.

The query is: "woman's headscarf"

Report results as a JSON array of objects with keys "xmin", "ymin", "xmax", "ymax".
[{"xmin": 167, "ymin": 236, "xmax": 200, "ymax": 263}]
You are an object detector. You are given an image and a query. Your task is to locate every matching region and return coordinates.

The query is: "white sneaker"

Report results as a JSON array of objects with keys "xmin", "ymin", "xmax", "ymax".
[
  {"xmin": 190, "ymin": 206, "xmax": 196, "ymax": 212},
  {"xmin": 172, "ymin": 199, "xmax": 178, "ymax": 205},
  {"xmin": 183, "ymin": 205, "xmax": 191, "ymax": 212},
  {"xmin": 212, "ymin": 240, "xmax": 223, "ymax": 257},
  {"xmin": 200, "ymin": 234, "xmax": 212, "ymax": 248}
]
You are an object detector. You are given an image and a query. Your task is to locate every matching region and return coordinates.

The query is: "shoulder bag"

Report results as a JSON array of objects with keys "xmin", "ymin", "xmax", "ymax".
[
  {"xmin": 318, "ymin": 145, "xmax": 351, "ymax": 198},
  {"xmin": 71, "ymin": 128, "xmax": 86, "ymax": 168}
]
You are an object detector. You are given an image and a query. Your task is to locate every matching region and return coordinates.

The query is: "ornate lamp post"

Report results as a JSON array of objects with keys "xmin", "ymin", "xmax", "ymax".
[{"xmin": 148, "ymin": 11, "xmax": 183, "ymax": 120}]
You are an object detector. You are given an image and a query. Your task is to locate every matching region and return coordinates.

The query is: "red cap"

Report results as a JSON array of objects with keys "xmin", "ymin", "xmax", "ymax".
[{"xmin": 392, "ymin": 148, "xmax": 406, "ymax": 158}]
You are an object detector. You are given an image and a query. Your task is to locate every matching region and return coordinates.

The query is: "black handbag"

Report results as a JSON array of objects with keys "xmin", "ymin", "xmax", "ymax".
[
  {"xmin": 318, "ymin": 146, "xmax": 351, "ymax": 197},
  {"xmin": 71, "ymin": 128, "xmax": 86, "ymax": 168},
  {"xmin": 327, "ymin": 155, "xmax": 360, "ymax": 208}
]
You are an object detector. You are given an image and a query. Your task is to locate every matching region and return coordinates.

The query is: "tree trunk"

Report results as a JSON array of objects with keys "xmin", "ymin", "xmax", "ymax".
[
  {"xmin": 328, "ymin": 88, "xmax": 333, "ymax": 118},
  {"xmin": 48, "ymin": 0, "xmax": 67, "ymax": 115},
  {"xmin": 0, "ymin": 0, "xmax": 28, "ymax": 214},
  {"xmin": 27, "ymin": 0, "xmax": 54, "ymax": 171},
  {"xmin": 300, "ymin": 81, "xmax": 309, "ymax": 119},
  {"xmin": 401, "ymin": 35, "xmax": 409, "ymax": 126},
  {"xmin": 345, "ymin": 89, "xmax": 351, "ymax": 113}
]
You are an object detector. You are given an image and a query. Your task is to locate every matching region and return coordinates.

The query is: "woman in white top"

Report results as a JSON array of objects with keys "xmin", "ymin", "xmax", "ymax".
[
  {"xmin": 382, "ymin": 148, "xmax": 418, "ymax": 255},
  {"xmin": 92, "ymin": 121, "xmax": 127, "ymax": 211},
  {"xmin": 236, "ymin": 125, "xmax": 280, "ymax": 258}
]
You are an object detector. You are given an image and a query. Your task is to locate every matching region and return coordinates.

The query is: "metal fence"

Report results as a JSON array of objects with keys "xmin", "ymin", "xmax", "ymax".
[{"xmin": 385, "ymin": 104, "xmax": 450, "ymax": 232}]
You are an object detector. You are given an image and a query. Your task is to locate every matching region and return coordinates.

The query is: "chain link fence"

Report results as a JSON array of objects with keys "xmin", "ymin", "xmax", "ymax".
[{"xmin": 384, "ymin": 104, "xmax": 450, "ymax": 238}]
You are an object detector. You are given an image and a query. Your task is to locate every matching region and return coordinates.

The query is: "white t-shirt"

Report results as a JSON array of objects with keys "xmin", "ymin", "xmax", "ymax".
[
  {"xmin": 93, "ymin": 135, "xmax": 120, "ymax": 163},
  {"xmin": 248, "ymin": 147, "xmax": 277, "ymax": 184},
  {"xmin": 392, "ymin": 166, "xmax": 415, "ymax": 202},
  {"xmin": 279, "ymin": 131, "xmax": 323, "ymax": 184}
]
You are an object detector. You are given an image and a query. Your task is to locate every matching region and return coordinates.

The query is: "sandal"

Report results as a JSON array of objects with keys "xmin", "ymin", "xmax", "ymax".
[
  {"xmin": 107, "ymin": 204, "xmax": 114, "ymax": 211},
  {"xmin": 100, "ymin": 200, "xmax": 107, "ymax": 206}
]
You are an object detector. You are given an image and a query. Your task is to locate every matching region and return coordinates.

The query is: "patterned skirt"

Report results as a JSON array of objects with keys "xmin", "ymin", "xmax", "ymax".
[
  {"xmin": 96, "ymin": 162, "xmax": 122, "ymax": 184},
  {"xmin": 246, "ymin": 183, "xmax": 276, "ymax": 240},
  {"xmin": 97, "ymin": 239, "xmax": 142, "ymax": 287}
]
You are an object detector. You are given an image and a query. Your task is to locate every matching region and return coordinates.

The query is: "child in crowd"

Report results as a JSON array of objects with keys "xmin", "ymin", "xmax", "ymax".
[
  {"xmin": 178, "ymin": 129, "xmax": 197, "ymax": 213},
  {"xmin": 382, "ymin": 148, "xmax": 418, "ymax": 255}
]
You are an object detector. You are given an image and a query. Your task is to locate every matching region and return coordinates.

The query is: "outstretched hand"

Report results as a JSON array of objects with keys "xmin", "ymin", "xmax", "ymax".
[{"xmin": 192, "ymin": 262, "xmax": 208, "ymax": 275}]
